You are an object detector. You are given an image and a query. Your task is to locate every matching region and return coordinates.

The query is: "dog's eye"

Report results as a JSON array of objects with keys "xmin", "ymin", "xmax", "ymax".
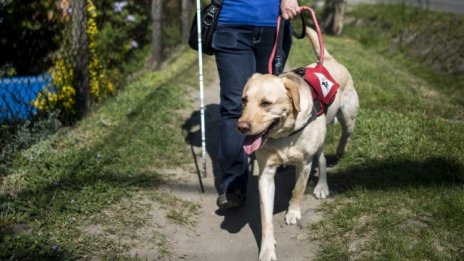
[
  {"xmin": 241, "ymin": 97, "xmax": 248, "ymax": 104},
  {"xmin": 260, "ymin": 100, "xmax": 272, "ymax": 107}
]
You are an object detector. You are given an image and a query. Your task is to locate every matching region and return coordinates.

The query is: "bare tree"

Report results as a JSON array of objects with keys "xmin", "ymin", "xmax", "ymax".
[
  {"xmin": 181, "ymin": 0, "xmax": 193, "ymax": 43},
  {"xmin": 72, "ymin": 0, "xmax": 90, "ymax": 119},
  {"xmin": 320, "ymin": 0, "xmax": 346, "ymax": 36},
  {"xmin": 150, "ymin": 0, "xmax": 163, "ymax": 70}
]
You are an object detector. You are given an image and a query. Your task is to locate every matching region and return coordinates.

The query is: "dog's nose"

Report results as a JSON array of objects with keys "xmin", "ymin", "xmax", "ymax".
[{"xmin": 237, "ymin": 121, "xmax": 251, "ymax": 134}]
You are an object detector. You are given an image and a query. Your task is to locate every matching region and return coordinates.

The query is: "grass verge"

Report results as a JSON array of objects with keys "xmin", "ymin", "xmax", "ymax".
[
  {"xmin": 343, "ymin": 4, "xmax": 464, "ymax": 106},
  {"xmin": 0, "ymin": 47, "xmax": 200, "ymax": 260},
  {"xmin": 288, "ymin": 5, "xmax": 464, "ymax": 260}
]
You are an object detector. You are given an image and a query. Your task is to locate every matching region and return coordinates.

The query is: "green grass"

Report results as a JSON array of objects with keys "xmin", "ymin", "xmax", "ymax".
[
  {"xmin": 0, "ymin": 48, "xmax": 200, "ymax": 260},
  {"xmin": 288, "ymin": 5, "xmax": 464, "ymax": 260},
  {"xmin": 343, "ymin": 4, "xmax": 464, "ymax": 106}
]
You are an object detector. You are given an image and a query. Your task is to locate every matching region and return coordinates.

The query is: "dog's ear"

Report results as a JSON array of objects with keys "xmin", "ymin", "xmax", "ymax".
[{"xmin": 282, "ymin": 75, "xmax": 301, "ymax": 112}]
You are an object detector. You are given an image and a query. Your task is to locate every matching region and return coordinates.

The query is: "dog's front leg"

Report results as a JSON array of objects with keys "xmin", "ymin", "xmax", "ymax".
[
  {"xmin": 286, "ymin": 161, "xmax": 312, "ymax": 225},
  {"xmin": 258, "ymin": 166, "xmax": 277, "ymax": 261}
]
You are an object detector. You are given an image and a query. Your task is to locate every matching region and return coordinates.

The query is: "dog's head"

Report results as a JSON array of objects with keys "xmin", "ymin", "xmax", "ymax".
[{"xmin": 238, "ymin": 73, "xmax": 302, "ymax": 155}]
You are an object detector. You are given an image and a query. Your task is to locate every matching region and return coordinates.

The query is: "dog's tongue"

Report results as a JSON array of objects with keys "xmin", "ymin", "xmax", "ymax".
[{"xmin": 243, "ymin": 135, "xmax": 263, "ymax": 155}]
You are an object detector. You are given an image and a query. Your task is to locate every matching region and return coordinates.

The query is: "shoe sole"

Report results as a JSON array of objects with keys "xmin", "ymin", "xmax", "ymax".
[{"xmin": 216, "ymin": 193, "xmax": 245, "ymax": 209}]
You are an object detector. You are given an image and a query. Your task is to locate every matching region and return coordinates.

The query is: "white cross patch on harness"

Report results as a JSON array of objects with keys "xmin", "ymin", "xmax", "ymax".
[{"xmin": 314, "ymin": 72, "xmax": 333, "ymax": 97}]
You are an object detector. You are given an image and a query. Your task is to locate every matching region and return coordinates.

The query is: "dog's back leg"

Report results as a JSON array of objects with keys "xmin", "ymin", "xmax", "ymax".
[
  {"xmin": 336, "ymin": 78, "xmax": 359, "ymax": 157},
  {"xmin": 314, "ymin": 149, "xmax": 329, "ymax": 199}
]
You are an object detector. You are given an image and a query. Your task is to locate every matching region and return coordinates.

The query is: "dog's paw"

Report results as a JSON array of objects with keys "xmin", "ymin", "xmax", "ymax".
[
  {"xmin": 314, "ymin": 184, "xmax": 330, "ymax": 199},
  {"xmin": 259, "ymin": 242, "xmax": 277, "ymax": 261},
  {"xmin": 259, "ymin": 245, "xmax": 277, "ymax": 261},
  {"xmin": 285, "ymin": 208, "xmax": 301, "ymax": 225}
]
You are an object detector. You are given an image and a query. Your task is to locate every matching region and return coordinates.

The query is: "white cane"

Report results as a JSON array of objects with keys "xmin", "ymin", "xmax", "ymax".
[{"xmin": 195, "ymin": 0, "xmax": 207, "ymax": 186}]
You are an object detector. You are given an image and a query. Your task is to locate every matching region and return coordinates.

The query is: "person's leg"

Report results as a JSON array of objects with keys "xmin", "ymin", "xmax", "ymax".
[
  {"xmin": 212, "ymin": 24, "xmax": 291, "ymax": 208},
  {"xmin": 254, "ymin": 23, "xmax": 292, "ymax": 74},
  {"xmin": 213, "ymin": 26, "xmax": 256, "ymax": 207}
]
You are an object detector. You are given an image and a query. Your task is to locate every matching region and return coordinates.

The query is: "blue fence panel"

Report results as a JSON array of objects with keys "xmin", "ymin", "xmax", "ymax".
[{"xmin": 0, "ymin": 73, "xmax": 52, "ymax": 122}]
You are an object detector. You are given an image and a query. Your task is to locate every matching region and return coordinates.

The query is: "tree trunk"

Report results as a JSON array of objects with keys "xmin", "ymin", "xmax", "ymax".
[
  {"xmin": 320, "ymin": 0, "xmax": 346, "ymax": 36},
  {"xmin": 181, "ymin": 0, "xmax": 193, "ymax": 43},
  {"xmin": 151, "ymin": 0, "xmax": 163, "ymax": 70},
  {"xmin": 72, "ymin": 0, "xmax": 90, "ymax": 119}
]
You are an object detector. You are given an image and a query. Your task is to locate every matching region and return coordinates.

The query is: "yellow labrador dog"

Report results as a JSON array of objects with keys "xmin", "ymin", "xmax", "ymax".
[{"xmin": 237, "ymin": 27, "xmax": 359, "ymax": 261}]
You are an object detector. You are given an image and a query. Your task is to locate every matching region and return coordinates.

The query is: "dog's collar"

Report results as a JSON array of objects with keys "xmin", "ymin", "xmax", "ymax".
[{"xmin": 288, "ymin": 104, "xmax": 318, "ymax": 137}]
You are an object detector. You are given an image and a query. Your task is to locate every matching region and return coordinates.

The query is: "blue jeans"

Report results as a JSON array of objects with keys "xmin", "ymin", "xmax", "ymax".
[{"xmin": 212, "ymin": 24, "xmax": 291, "ymax": 194}]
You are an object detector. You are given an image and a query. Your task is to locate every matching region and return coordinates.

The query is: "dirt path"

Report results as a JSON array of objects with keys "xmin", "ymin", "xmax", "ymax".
[{"xmin": 158, "ymin": 61, "xmax": 324, "ymax": 260}]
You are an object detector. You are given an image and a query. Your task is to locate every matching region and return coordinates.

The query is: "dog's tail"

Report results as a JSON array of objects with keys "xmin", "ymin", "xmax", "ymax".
[{"xmin": 305, "ymin": 26, "xmax": 334, "ymax": 62}]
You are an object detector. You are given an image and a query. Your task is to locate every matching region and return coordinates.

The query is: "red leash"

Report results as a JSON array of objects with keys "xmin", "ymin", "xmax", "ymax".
[
  {"xmin": 268, "ymin": 15, "xmax": 283, "ymax": 74},
  {"xmin": 268, "ymin": 6, "xmax": 325, "ymax": 74}
]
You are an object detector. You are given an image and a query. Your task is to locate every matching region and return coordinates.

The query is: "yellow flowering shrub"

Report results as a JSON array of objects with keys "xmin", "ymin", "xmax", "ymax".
[
  {"xmin": 34, "ymin": 58, "xmax": 75, "ymax": 111},
  {"xmin": 34, "ymin": 0, "xmax": 114, "ymax": 114},
  {"xmin": 87, "ymin": 0, "xmax": 114, "ymax": 99}
]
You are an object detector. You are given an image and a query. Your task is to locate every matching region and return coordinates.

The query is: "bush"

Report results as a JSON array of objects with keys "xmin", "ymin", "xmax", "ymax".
[
  {"xmin": 94, "ymin": 0, "xmax": 151, "ymax": 77},
  {"xmin": 0, "ymin": 0, "xmax": 65, "ymax": 75}
]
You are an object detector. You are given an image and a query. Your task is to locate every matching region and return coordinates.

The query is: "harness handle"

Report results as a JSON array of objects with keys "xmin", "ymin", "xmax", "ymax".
[
  {"xmin": 268, "ymin": 6, "xmax": 325, "ymax": 74},
  {"xmin": 299, "ymin": 6, "xmax": 325, "ymax": 64}
]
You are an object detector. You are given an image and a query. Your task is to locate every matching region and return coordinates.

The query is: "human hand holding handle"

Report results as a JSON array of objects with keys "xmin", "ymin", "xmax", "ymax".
[{"xmin": 281, "ymin": 0, "xmax": 300, "ymax": 20}]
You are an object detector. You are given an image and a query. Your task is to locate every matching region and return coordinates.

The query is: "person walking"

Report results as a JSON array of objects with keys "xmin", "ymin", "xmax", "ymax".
[{"xmin": 214, "ymin": 0, "xmax": 300, "ymax": 208}]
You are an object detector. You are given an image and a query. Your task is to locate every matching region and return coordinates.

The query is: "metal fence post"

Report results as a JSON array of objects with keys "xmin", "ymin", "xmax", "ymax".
[{"xmin": 72, "ymin": 0, "xmax": 90, "ymax": 119}]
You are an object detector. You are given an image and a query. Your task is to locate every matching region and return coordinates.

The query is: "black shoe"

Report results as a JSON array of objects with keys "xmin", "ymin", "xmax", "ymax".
[{"xmin": 216, "ymin": 190, "xmax": 246, "ymax": 209}]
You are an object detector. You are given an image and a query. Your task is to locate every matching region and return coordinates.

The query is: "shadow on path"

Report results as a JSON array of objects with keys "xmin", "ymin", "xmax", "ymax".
[{"xmin": 182, "ymin": 103, "xmax": 222, "ymax": 192}]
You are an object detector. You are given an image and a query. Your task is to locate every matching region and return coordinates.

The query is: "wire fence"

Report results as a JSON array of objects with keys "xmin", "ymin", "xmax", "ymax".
[
  {"xmin": 0, "ymin": 74, "xmax": 53, "ymax": 122},
  {"xmin": 0, "ymin": 0, "xmax": 90, "ymax": 124},
  {"xmin": 1, "ymin": 0, "xmax": 189, "ymax": 125}
]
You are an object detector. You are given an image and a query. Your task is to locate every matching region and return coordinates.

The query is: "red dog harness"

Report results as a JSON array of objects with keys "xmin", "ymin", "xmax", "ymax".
[
  {"xmin": 293, "ymin": 64, "xmax": 339, "ymax": 116},
  {"xmin": 294, "ymin": 7, "xmax": 339, "ymax": 116},
  {"xmin": 269, "ymin": 6, "xmax": 339, "ymax": 116},
  {"xmin": 243, "ymin": 6, "xmax": 342, "ymax": 154}
]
